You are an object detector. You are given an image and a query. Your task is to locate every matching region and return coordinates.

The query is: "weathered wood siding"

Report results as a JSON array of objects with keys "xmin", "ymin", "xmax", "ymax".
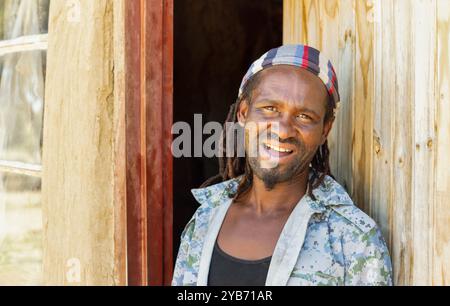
[
  {"xmin": 284, "ymin": 0, "xmax": 450, "ymax": 285},
  {"xmin": 42, "ymin": 0, "xmax": 126, "ymax": 285}
]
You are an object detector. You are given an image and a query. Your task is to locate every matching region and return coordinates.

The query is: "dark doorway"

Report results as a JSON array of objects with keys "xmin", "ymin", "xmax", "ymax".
[{"xmin": 173, "ymin": 0, "xmax": 283, "ymax": 262}]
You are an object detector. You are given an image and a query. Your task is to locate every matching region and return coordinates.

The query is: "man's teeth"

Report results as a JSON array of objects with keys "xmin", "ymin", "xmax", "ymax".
[{"xmin": 264, "ymin": 143, "xmax": 293, "ymax": 153}]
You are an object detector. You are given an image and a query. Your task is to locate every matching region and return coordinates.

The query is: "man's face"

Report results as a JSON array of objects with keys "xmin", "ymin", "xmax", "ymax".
[{"xmin": 237, "ymin": 65, "xmax": 333, "ymax": 189}]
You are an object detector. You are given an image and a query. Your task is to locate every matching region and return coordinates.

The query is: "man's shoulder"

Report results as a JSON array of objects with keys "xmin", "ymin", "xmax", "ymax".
[
  {"xmin": 181, "ymin": 178, "xmax": 240, "ymax": 239},
  {"xmin": 328, "ymin": 204, "xmax": 378, "ymax": 235},
  {"xmin": 318, "ymin": 176, "xmax": 378, "ymax": 234}
]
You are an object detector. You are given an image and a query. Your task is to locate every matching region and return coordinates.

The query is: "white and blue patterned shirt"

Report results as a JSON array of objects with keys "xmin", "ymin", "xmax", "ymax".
[{"xmin": 172, "ymin": 174, "xmax": 393, "ymax": 286}]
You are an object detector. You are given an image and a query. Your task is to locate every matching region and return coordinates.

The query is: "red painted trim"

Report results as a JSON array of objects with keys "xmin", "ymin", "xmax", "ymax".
[
  {"xmin": 162, "ymin": 0, "xmax": 174, "ymax": 286},
  {"xmin": 146, "ymin": 0, "xmax": 164, "ymax": 285},
  {"xmin": 125, "ymin": 0, "xmax": 173, "ymax": 286},
  {"xmin": 125, "ymin": 0, "xmax": 148, "ymax": 286}
]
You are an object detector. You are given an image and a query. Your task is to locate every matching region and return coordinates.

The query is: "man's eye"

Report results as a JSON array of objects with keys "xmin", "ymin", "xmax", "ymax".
[
  {"xmin": 297, "ymin": 114, "xmax": 312, "ymax": 121},
  {"xmin": 263, "ymin": 106, "xmax": 278, "ymax": 112}
]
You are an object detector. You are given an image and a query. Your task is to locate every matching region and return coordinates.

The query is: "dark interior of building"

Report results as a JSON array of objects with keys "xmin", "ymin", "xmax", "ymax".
[{"xmin": 173, "ymin": 0, "xmax": 283, "ymax": 262}]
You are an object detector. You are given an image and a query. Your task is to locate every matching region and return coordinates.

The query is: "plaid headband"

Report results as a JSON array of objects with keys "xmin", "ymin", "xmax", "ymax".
[{"xmin": 238, "ymin": 44, "xmax": 340, "ymax": 110}]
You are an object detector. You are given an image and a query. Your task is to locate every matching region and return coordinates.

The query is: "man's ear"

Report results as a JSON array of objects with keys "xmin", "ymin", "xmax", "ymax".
[
  {"xmin": 321, "ymin": 116, "xmax": 335, "ymax": 145},
  {"xmin": 237, "ymin": 100, "xmax": 249, "ymax": 127}
]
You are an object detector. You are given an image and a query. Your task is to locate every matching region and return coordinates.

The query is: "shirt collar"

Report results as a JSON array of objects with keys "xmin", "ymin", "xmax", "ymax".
[
  {"xmin": 191, "ymin": 178, "xmax": 239, "ymax": 209},
  {"xmin": 190, "ymin": 172, "xmax": 354, "ymax": 212}
]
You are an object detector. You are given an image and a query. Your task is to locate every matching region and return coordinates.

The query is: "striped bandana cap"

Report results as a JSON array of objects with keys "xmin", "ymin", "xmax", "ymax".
[{"xmin": 238, "ymin": 44, "xmax": 340, "ymax": 110}]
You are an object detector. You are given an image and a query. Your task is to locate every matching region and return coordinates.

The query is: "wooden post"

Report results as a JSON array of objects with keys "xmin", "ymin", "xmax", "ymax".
[
  {"xmin": 124, "ymin": 0, "xmax": 173, "ymax": 286},
  {"xmin": 42, "ymin": 0, "xmax": 127, "ymax": 285},
  {"xmin": 42, "ymin": 0, "xmax": 173, "ymax": 286},
  {"xmin": 284, "ymin": 0, "xmax": 450, "ymax": 285}
]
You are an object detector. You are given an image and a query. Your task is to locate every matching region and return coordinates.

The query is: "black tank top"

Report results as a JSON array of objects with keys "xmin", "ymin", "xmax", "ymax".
[{"xmin": 208, "ymin": 240, "xmax": 272, "ymax": 286}]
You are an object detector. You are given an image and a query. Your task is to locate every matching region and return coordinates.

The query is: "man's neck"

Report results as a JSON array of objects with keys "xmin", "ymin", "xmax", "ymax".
[{"xmin": 239, "ymin": 168, "xmax": 309, "ymax": 216}]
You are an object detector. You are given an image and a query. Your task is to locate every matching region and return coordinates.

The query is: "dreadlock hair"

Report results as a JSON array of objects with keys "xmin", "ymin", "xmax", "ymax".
[{"xmin": 200, "ymin": 71, "xmax": 337, "ymax": 201}]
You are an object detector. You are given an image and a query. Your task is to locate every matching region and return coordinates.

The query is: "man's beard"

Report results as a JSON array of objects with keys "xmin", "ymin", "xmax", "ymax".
[{"xmin": 246, "ymin": 133, "xmax": 315, "ymax": 190}]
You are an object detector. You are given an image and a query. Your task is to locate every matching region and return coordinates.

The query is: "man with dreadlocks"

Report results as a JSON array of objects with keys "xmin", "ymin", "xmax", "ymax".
[{"xmin": 172, "ymin": 45, "xmax": 392, "ymax": 286}]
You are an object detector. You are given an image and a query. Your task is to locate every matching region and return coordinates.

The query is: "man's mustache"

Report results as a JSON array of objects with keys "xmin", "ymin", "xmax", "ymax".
[{"xmin": 259, "ymin": 132, "xmax": 303, "ymax": 150}]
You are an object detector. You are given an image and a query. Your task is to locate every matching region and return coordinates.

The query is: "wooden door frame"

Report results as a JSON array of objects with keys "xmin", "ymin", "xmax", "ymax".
[{"xmin": 124, "ymin": 0, "xmax": 173, "ymax": 286}]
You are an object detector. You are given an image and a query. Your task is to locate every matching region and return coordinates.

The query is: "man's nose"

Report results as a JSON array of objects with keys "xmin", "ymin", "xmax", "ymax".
[{"xmin": 268, "ymin": 114, "xmax": 297, "ymax": 141}]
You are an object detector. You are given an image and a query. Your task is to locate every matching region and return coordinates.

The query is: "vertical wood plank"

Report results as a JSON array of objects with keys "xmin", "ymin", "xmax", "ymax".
[
  {"xmin": 146, "ymin": 0, "xmax": 164, "ymax": 286},
  {"xmin": 145, "ymin": 0, "xmax": 173, "ymax": 286},
  {"xmin": 162, "ymin": 0, "xmax": 174, "ymax": 286},
  {"xmin": 125, "ymin": 0, "xmax": 148, "ymax": 286},
  {"xmin": 353, "ymin": 0, "xmax": 374, "ymax": 216},
  {"xmin": 283, "ymin": 0, "xmax": 303, "ymax": 44},
  {"xmin": 371, "ymin": 0, "xmax": 395, "ymax": 262},
  {"xmin": 412, "ymin": 0, "xmax": 437, "ymax": 285},
  {"xmin": 42, "ymin": 0, "xmax": 126, "ymax": 285},
  {"xmin": 113, "ymin": 0, "xmax": 128, "ymax": 286},
  {"xmin": 391, "ymin": 0, "xmax": 414, "ymax": 285},
  {"xmin": 333, "ymin": 0, "xmax": 355, "ymax": 194},
  {"xmin": 434, "ymin": 0, "xmax": 450, "ymax": 285},
  {"xmin": 125, "ymin": 0, "xmax": 173, "ymax": 286}
]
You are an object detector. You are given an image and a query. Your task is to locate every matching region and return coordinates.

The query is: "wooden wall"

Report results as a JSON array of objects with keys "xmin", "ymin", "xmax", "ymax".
[
  {"xmin": 284, "ymin": 0, "xmax": 450, "ymax": 285},
  {"xmin": 42, "ymin": 0, "xmax": 126, "ymax": 285}
]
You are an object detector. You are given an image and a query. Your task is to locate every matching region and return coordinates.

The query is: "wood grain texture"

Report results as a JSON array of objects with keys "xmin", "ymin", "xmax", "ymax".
[
  {"xmin": 145, "ymin": 0, "xmax": 174, "ymax": 286},
  {"xmin": 435, "ymin": 0, "xmax": 450, "ymax": 285},
  {"xmin": 112, "ymin": 0, "xmax": 128, "ymax": 287},
  {"xmin": 284, "ymin": 0, "xmax": 450, "ymax": 285},
  {"xmin": 411, "ymin": 0, "xmax": 436, "ymax": 285},
  {"xmin": 124, "ymin": 0, "xmax": 173, "ymax": 286},
  {"xmin": 42, "ymin": 0, "xmax": 126, "ymax": 285},
  {"xmin": 353, "ymin": 0, "xmax": 374, "ymax": 221},
  {"xmin": 124, "ymin": 0, "xmax": 148, "ymax": 286},
  {"xmin": 42, "ymin": 0, "xmax": 174, "ymax": 286}
]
